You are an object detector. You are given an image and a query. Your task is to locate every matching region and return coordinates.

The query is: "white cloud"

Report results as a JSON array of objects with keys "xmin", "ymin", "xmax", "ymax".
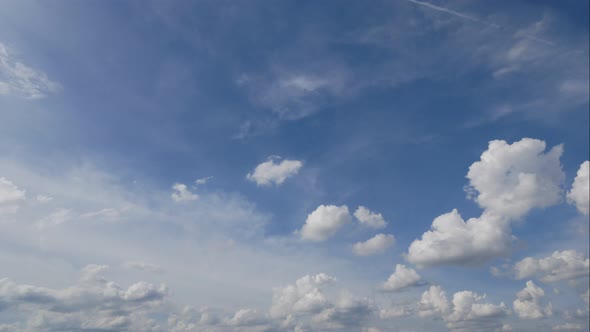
[
  {"xmin": 247, "ymin": 157, "xmax": 303, "ymax": 186},
  {"xmin": 270, "ymin": 273, "xmax": 335, "ymax": 318},
  {"xmin": 406, "ymin": 210, "xmax": 512, "ymax": 266},
  {"xmin": 0, "ymin": 177, "xmax": 26, "ymax": 214},
  {"xmin": 0, "ymin": 42, "xmax": 61, "ymax": 99},
  {"xmin": 0, "ymin": 265, "xmax": 167, "ymax": 331},
  {"xmin": 418, "ymin": 285, "xmax": 509, "ymax": 331},
  {"xmin": 299, "ymin": 205, "xmax": 351, "ymax": 241},
  {"xmin": 353, "ymin": 233, "xmax": 395, "ymax": 256},
  {"xmin": 418, "ymin": 285, "xmax": 450, "ymax": 317},
  {"xmin": 511, "ymin": 250, "xmax": 589, "ymax": 283},
  {"xmin": 171, "ymin": 183, "xmax": 199, "ymax": 202},
  {"xmin": 382, "ymin": 264, "xmax": 423, "ymax": 291},
  {"xmin": 407, "ymin": 138, "xmax": 565, "ymax": 267},
  {"xmin": 465, "ymin": 138, "xmax": 564, "ymax": 219},
  {"xmin": 513, "ymin": 280, "xmax": 552, "ymax": 319},
  {"xmin": 353, "ymin": 206, "xmax": 387, "ymax": 229},
  {"xmin": 567, "ymin": 161, "xmax": 589, "ymax": 216}
]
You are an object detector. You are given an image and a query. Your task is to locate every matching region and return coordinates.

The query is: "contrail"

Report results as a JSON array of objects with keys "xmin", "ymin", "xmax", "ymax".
[{"xmin": 404, "ymin": 0, "xmax": 554, "ymax": 46}]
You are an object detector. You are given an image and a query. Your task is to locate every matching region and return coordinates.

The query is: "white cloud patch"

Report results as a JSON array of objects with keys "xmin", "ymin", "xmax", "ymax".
[
  {"xmin": 270, "ymin": 273, "xmax": 335, "ymax": 318},
  {"xmin": 0, "ymin": 265, "xmax": 168, "ymax": 331},
  {"xmin": 465, "ymin": 138, "xmax": 564, "ymax": 219},
  {"xmin": 417, "ymin": 285, "xmax": 509, "ymax": 331},
  {"xmin": 35, "ymin": 195, "xmax": 53, "ymax": 203},
  {"xmin": 407, "ymin": 138, "xmax": 565, "ymax": 267},
  {"xmin": 513, "ymin": 280, "xmax": 552, "ymax": 319},
  {"xmin": 0, "ymin": 177, "xmax": 26, "ymax": 214},
  {"xmin": 0, "ymin": 42, "xmax": 61, "ymax": 99},
  {"xmin": 171, "ymin": 183, "xmax": 198, "ymax": 202},
  {"xmin": 510, "ymin": 250, "xmax": 590, "ymax": 283},
  {"xmin": 567, "ymin": 161, "xmax": 589, "ymax": 216},
  {"xmin": 382, "ymin": 264, "xmax": 423, "ymax": 291},
  {"xmin": 353, "ymin": 206, "xmax": 387, "ymax": 229},
  {"xmin": 353, "ymin": 233, "xmax": 395, "ymax": 256},
  {"xmin": 406, "ymin": 210, "xmax": 512, "ymax": 266},
  {"xmin": 299, "ymin": 205, "xmax": 351, "ymax": 241},
  {"xmin": 247, "ymin": 157, "xmax": 303, "ymax": 186}
]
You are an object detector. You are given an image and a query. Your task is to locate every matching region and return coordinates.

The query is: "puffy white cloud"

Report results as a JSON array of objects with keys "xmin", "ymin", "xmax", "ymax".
[
  {"xmin": 299, "ymin": 205, "xmax": 351, "ymax": 241},
  {"xmin": 246, "ymin": 157, "xmax": 303, "ymax": 186},
  {"xmin": 418, "ymin": 285, "xmax": 450, "ymax": 317},
  {"xmin": 270, "ymin": 273, "xmax": 335, "ymax": 318},
  {"xmin": 0, "ymin": 265, "xmax": 168, "ymax": 331},
  {"xmin": 511, "ymin": 250, "xmax": 589, "ymax": 283},
  {"xmin": 567, "ymin": 161, "xmax": 589, "ymax": 216},
  {"xmin": 418, "ymin": 285, "xmax": 509, "ymax": 332},
  {"xmin": 0, "ymin": 177, "xmax": 26, "ymax": 214},
  {"xmin": 0, "ymin": 42, "xmax": 61, "ymax": 99},
  {"xmin": 171, "ymin": 183, "xmax": 199, "ymax": 202},
  {"xmin": 465, "ymin": 138, "xmax": 564, "ymax": 219},
  {"xmin": 513, "ymin": 280, "xmax": 552, "ymax": 319},
  {"xmin": 382, "ymin": 264, "xmax": 423, "ymax": 291},
  {"xmin": 353, "ymin": 206, "xmax": 387, "ymax": 229},
  {"xmin": 407, "ymin": 138, "xmax": 565, "ymax": 267},
  {"xmin": 406, "ymin": 210, "xmax": 512, "ymax": 266},
  {"xmin": 353, "ymin": 233, "xmax": 395, "ymax": 256}
]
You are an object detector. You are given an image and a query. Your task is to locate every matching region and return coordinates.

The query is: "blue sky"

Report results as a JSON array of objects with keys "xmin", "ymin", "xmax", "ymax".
[{"xmin": 0, "ymin": 1, "xmax": 588, "ymax": 331}]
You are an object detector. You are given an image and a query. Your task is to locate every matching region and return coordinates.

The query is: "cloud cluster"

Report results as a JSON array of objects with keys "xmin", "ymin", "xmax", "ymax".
[
  {"xmin": 511, "ymin": 250, "xmax": 590, "ymax": 283},
  {"xmin": 567, "ymin": 161, "xmax": 589, "ymax": 216},
  {"xmin": 407, "ymin": 138, "xmax": 565, "ymax": 266},
  {"xmin": 513, "ymin": 280, "xmax": 552, "ymax": 319},
  {"xmin": 247, "ymin": 157, "xmax": 303, "ymax": 186},
  {"xmin": 0, "ymin": 265, "xmax": 168, "ymax": 332},
  {"xmin": 417, "ymin": 285, "xmax": 510, "ymax": 331}
]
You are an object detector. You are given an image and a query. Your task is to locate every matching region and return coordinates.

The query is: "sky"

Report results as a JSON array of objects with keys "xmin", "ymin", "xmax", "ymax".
[{"xmin": 0, "ymin": 0, "xmax": 588, "ymax": 331}]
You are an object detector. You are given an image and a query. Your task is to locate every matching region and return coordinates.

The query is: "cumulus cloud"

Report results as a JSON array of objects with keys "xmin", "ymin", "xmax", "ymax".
[
  {"xmin": 382, "ymin": 264, "xmax": 423, "ymax": 291},
  {"xmin": 407, "ymin": 138, "xmax": 565, "ymax": 267},
  {"xmin": 0, "ymin": 265, "xmax": 168, "ymax": 331},
  {"xmin": 0, "ymin": 42, "xmax": 61, "ymax": 99},
  {"xmin": 353, "ymin": 233, "xmax": 395, "ymax": 256},
  {"xmin": 353, "ymin": 206, "xmax": 387, "ymax": 229},
  {"xmin": 171, "ymin": 183, "xmax": 198, "ymax": 202},
  {"xmin": 299, "ymin": 205, "xmax": 351, "ymax": 241},
  {"xmin": 246, "ymin": 157, "xmax": 303, "ymax": 186},
  {"xmin": 511, "ymin": 250, "xmax": 590, "ymax": 283},
  {"xmin": 406, "ymin": 210, "xmax": 512, "ymax": 266},
  {"xmin": 465, "ymin": 138, "xmax": 564, "ymax": 219},
  {"xmin": 270, "ymin": 273, "xmax": 335, "ymax": 318},
  {"xmin": 0, "ymin": 177, "xmax": 26, "ymax": 214},
  {"xmin": 567, "ymin": 161, "xmax": 589, "ymax": 216},
  {"xmin": 513, "ymin": 280, "xmax": 552, "ymax": 319},
  {"xmin": 418, "ymin": 285, "xmax": 509, "ymax": 331}
]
